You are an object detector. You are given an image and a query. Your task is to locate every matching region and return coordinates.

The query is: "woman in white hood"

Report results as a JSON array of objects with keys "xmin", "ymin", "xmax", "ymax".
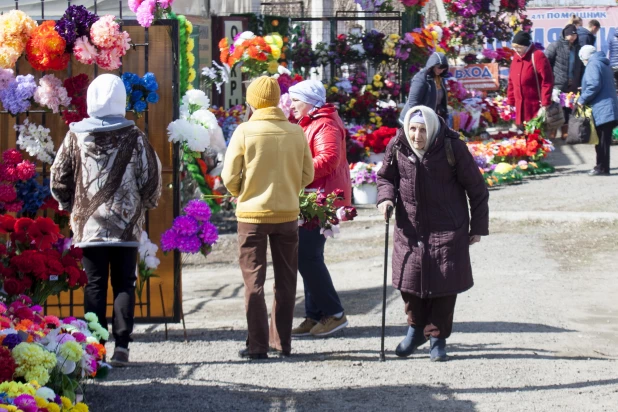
[{"xmin": 51, "ymin": 74, "xmax": 162, "ymax": 367}]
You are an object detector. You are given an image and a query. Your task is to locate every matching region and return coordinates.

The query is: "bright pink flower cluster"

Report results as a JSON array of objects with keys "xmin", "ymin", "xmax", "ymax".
[
  {"xmin": 129, "ymin": 0, "xmax": 174, "ymax": 28},
  {"xmin": 74, "ymin": 15, "xmax": 131, "ymax": 70}
]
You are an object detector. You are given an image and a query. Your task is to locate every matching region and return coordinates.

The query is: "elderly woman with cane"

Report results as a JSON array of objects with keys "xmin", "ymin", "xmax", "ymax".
[{"xmin": 376, "ymin": 106, "xmax": 489, "ymax": 361}]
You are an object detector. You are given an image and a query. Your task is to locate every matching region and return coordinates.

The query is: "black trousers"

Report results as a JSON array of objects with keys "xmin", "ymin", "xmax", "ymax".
[
  {"xmin": 82, "ymin": 247, "xmax": 138, "ymax": 349},
  {"xmin": 595, "ymin": 121, "xmax": 616, "ymax": 174},
  {"xmin": 401, "ymin": 292, "xmax": 457, "ymax": 339}
]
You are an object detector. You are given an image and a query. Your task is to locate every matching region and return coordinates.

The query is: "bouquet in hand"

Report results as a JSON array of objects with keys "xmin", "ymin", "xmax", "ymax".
[{"xmin": 299, "ymin": 189, "xmax": 357, "ymax": 238}]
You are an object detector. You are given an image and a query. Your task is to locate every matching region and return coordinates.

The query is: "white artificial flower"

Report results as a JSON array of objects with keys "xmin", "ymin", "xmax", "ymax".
[
  {"xmin": 36, "ymin": 388, "xmax": 56, "ymax": 401},
  {"xmin": 320, "ymin": 228, "xmax": 334, "ymax": 238},
  {"xmin": 191, "ymin": 109, "xmax": 219, "ymax": 130},
  {"xmin": 432, "ymin": 26, "xmax": 443, "ymax": 41},
  {"xmin": 140, "ymin": 231, "xmax": 149, "ymax": 245},
  {"xmin": 351, "ymin": 44, "xmax": 365, "ymax": 55},
  {"xmin": 182, "ymin": 89, "xmax": 210, "ymax": 111},
  {"xmin": 278, "ymin": 65, "xmax": 292, "ymax": 76},
  {"xmin": 168, "ymin": 118, "xmax": 210, "ymax": 152},
  {"xmin": 14, "ymin": 119, "xmax": 55, "ymax": 164},
  {"xmin": 57, "ymin": 356, "xmax": 77, "ymax": 374},
  {"xmin": 234, "ymin": 31, "xmax": 255, "ymax": 46},
  {"xmin": 145, "ymin": 255, "xmax": 160, "ymax": 269}
]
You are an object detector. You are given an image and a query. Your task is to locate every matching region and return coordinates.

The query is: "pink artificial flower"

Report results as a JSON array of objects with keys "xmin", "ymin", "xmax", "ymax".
[
  {"xmin": 136, "ymin": 0, "xmax": 157, "ymax": 28},
  {"xmin": 96, "ymin": 46, "xmax": 124, "ymax": 71},
  {"xmin": 158, "ymin": 0, "xmax": 173, "ymax": 7},
  {"xmin": 128, "ymin": 0, "xmax": 143, "ymax": 12},
  {"xmin": 402, "ymin": 0, "xmax": 420, "ymax": 6},
  {"xmin": 16, "ymin": 161, "xmax": 36, "ymax": 180},
  {"xmin": 74, "ymin": 36, "xmax": 99, "ymax": 65},
  {"xmin": 73, "ymin": 332, "xmax": 87, "ymax": 343},
  {"xmin": 43, "ymin": 315, "xmax": 61, "ymax": 328},
  {"xmin": 3, "ymin": 200, "xmax": 22, "ymax": 213}
]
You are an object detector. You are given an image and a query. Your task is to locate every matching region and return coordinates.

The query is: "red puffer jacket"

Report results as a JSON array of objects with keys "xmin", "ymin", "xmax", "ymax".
[{"xmin": 298, "ymin": 104, "xmax": 352, "ymax": 207}]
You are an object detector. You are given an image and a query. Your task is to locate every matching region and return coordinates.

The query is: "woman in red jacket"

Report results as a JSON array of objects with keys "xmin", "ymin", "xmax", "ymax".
[
  {"xmin": 288, "ymin": 80, "xmax": 352, "ymax": 338},
  {"xmin": 507, "ymin": 31, "xmax": 554, "ymax": 126}
]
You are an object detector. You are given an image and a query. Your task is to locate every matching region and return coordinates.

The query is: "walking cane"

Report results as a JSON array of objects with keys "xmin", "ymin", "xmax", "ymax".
[{"xmin": 380, "ymin": 205, "xmax": 393, "ymax": 362}]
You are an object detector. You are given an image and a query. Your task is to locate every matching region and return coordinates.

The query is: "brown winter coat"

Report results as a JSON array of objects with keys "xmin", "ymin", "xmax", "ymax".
[{"xmin": 376, "ymin": 123, "xmax": 489, "ymax": 298}]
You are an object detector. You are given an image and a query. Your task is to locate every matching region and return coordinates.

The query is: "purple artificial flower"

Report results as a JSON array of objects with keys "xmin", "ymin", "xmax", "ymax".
[
  {"xmin": 0, "ymin": 75, "xmax": 37, "ymax": 115},
  {"xmin": 184, "ymin": 199, "xmax": 212, "ymax": 221},
  {"xmin": 13, "ymin": 394, "xmax": 38, "ymax": 412},
  {"xmin": 55, "ymin": 5, "xmax": 100, "ymax": 52},
  {"xmin": 31, "ymin": 305, "xmax": 43, "ymax": 313},
  {"xmin": 1, "ymin": 333, "xmax": 23, "ymax": 350},
  {"xmin": 160, "ymin": 229, "xmax": 179, "ymax": 252},
  {"xmin": 175, "ymin": 234, "xmax": 202, "ymax": 253},
  {"xmin": 171, "ymin": 215, "xmax": 200, "ymax": 236},
  {"xmin": 199, "ymin": 222, "xmax": 219, "ymax": 245}
]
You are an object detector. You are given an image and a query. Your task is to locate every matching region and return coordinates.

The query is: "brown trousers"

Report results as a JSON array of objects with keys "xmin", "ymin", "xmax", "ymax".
[
  {"xmin": 238, "ymin": 221, "xmax": 298, "ymax": 354},
  {"xmin": 401, "ymin": 292, "xmax": 457, "ymax": 339}
]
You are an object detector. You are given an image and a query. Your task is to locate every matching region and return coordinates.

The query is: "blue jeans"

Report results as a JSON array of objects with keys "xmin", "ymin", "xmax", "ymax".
[{"xmin": 298, "ymin": 227, "xmax": 344, "ymax": 321}]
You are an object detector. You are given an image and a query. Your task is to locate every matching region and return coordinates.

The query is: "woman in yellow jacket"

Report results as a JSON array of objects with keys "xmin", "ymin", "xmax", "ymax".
[{"xmin": 222, "ymin": 76, "xmax": 314, "ymax": 360}]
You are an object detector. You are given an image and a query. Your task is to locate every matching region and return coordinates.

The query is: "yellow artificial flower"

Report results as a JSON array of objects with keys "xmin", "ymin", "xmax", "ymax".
[
  {"xmin": 0, "ymin": 405, "xmax": 18, "ymax": 411},
  {"xmin": 60, "ymin": 341, "xmax": 83, "ymax": 363},
  {"xmin": 187, "ymin": 84, "xmax": 194, "ymax": 90},
  {"xmin": 366, "ymin": 85, "xmax": 373, "ymax": 91},
  {"xmin": 370, "ymin": 118, "xmax": 376, "ymax": 123},
  {"xmin": 47, "ymin": 404, "xmax": 60, "ymax": 412},
  {"xmin": 330, "ymin": 86, "xmax": 338, "ymax": 93},
  {"xmin": 188, "ymin": 68, "xmax": 197, "ymax": 82},
  {"xmin": 24, "ymin": 366, "xmax": 50, "ymax": 386},
  {"xmin": 185, "ymin": 20, "xmax": 193, "ymax": 34},
  {"xmin": 72, "ymin": 403, "xmax": 89, "ymax": 412},
  {"xmin": 265, "ymin": 33, "xmax": 284, "ymax": 49},
  {"xmin": 187, "ymin": 38, "xmax": 195, "ymax": 52},
  {"xmin": 61, "ymin": 397, "xmax": 72, "ymax": 410},
  {"xmin": 372, "ymin": 91, "xmax": 380, "ymax": 97},
  {"xmin": 267, "ymin": 60, "xmax": 279, "ymax": 74},
  {"xmin": 373, "ymin": 74, "xmax": 382, "ymax": 82},
  {"xmin": 270, "ymin": 46, "xmax": 281, "ymax": 60},
  {"xmin": 0, "ymin": 381, "xmax": 36, "ymax": 397},
  {"xmin": 187, "ymin": 52, "xmax": 195, "ymax": 67},
  {"xmin": 36, "ymin": 397, "xmax": 49, "ymax": 408}
]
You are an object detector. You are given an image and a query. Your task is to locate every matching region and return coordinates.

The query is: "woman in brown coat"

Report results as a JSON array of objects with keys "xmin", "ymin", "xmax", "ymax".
[{"xmin": 376, "ymin": 106, "xmax": 489, "ymax": 361}]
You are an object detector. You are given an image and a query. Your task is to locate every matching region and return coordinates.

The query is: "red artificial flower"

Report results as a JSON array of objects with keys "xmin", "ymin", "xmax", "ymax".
[
  {"xmin": 0, "ymin": 346, "xmax": 17, "ymax": 383},
  {"xmin": 44, "ymin": 249, "xmax": 65, "ymax": 276},
  {"xmin": 0, "ymin": 164, "xmax": 18, "ymax": 182},
  {"xmin": 15, "ymin": 161, "xmax": 36, "ymax": 181},
  {"xmin": 0, "ymin": 184, "xmax": 17, "ymax": 203},
  {"xmin": 0, "ymin": 215, "xmax": 16, "ymax": 233},
  {"xmin": 10, "ymin": 250, "xmax": 48, "ymax": 280},
  {"xmin": 68, "ymin": 245, "xmax": 83, "ymax": 260},
  {"xmin": 11, "ymin": 217, "xmax": 34, "ymax": 245},
  {"xmin": 27, "ymin": 217, "xmax": 62, "ymax": 250},
  {"xmin": 2, "ymin": 149, "xmax": 23, "ymax": 166},
  {"xmin": 2, "ymin": 277, "xmax": 26, "ymax": 296},
  {"xmin": 65, "ymin": 266, "xmax": 83, "ymax": 287},
  {"xmin": 333, "ymin": 188, "xmax": 345, "ymax": 199}
]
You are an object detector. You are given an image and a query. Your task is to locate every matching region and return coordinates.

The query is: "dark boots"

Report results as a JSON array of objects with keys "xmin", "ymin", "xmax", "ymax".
[
  {"xmin": 395, "ymin": 326, "xmax": 428, "ymax": 357},
  {"xmin": 429, "ymin": 337, "xmax": 448, "ymax": 362}
]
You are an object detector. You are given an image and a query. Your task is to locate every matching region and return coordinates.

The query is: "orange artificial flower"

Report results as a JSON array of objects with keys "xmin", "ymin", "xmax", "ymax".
[{"xmin": 26, "ymin": 20, "xmax": 69, "ymax": 71}]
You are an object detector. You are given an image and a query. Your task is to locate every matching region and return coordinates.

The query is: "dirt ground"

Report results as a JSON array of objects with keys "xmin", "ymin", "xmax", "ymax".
[{"xmin": 89, "ymin": 140, "xmax": 618, "ymax": 411}]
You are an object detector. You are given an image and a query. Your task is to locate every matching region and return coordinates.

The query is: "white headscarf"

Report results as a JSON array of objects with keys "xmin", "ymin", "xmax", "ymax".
[
  {"xmin": 403, "ymin": 105, "xmax": 440, "ymax": 159},
  {"xmin": 288, "ymin": 80, "xmax": 326, "ymax": 107}
]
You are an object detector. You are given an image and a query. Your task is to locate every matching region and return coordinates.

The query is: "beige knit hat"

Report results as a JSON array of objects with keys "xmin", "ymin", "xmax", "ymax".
[{"xmin": 246, "ymin": 76, "xmax": 281, "ymax": 109}]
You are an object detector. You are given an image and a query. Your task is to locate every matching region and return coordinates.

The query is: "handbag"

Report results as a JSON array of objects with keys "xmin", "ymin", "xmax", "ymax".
[
  {"xmin": 566, "ymin": 106, "xmax": 590, "ymax": 144},
  {"xmin": 532, "ymin": 53, "xmax": 565, "ymax": 130}
]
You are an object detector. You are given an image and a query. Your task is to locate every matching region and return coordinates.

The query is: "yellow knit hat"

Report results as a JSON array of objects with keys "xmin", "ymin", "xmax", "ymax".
[{"xmin": 246, "ymin": 76, "xmax": 281, "ymax": 109}]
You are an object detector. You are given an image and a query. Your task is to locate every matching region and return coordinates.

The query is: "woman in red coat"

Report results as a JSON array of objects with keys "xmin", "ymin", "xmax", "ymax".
[
  {"xmin": 507, "ymin": 31, "xmax": 554, "ymax": 126},
  {"xmin": 288, "ymin": 80, "xmax": 352, "ymax": 338}
]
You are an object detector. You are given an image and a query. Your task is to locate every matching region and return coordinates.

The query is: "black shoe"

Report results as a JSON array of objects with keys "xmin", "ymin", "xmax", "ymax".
[
  {"xmin": 429, "ymin": 337, "xmax": 448, "ymax": 362},
  {"xmin": 588, "ymin": 169, "xmax": 610, "ymax": 176},
  {"xmin": 395, "ymin": 326, "xmax": 428, "ymax": 358},
  {"xmin": 268, "ymin": 347, "xmax": 291, "ymax": 358},
  {"xmin": 238, "ymin": 348, "xmax": 268, "ymax": 360}
]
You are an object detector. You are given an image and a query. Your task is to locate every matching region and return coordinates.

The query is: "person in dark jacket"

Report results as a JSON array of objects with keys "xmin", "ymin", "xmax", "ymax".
[
  {"xmin": 376, "ymin": 105, "xmax": 489, "ymax": 362},
  {"xmin": 399, "ymin": 52, "xmax": 449, "ymax": 125},
  {"xmin": 546, "ymin": 24, "xmax": 585, "ymax": 137},
  {"xmin": 578, "ymin": 46, "xmax": 618, "ymax": 176},
  {"xmin": 607, "ymin": 29, "xmax": 618, "ymax": 89},
  {"xmin": 577, "ymin": 20, "xmax": 600, "ymax": 48}
]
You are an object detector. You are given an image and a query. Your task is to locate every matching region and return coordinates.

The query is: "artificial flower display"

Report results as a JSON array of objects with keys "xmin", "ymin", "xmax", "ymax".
[
  {"xmin": 136, "ymin": 231, "xmax": 160, "ymax": 315},
  {"xmin": 160, "ymin": 199, "xmax": 218, "ymax": 256},
  {"xmin": 129, "ymin": 0, "xmax": 175, "ymax": 28},
  {"xmin": 73, "ymin": 15, "xmax": 131, "ymax": 71},
  {"xmin": 168, "ymin": 89, "xmax": 217, "ymax": 153},
  {"xmin": 0, "ymin": 10, "xmax": 38, "ymax": 69},
  {"xmin": 219, "ymin": 31, "xmax": 281, "ymax": 78},
  {"xmin": 26, "ymin": 21, "xmax": 70, "ymax": 72},
  {"xmin": 0, "ymin": 74, "xmax": 37, "ymax": 116},
  {"xmin": 201, "ymin": 61, "xmax": 230, "ymax": 94},
  {"xmin": 0, "ymin": 214, "xmax": 88, "ymax": 304},
  {"xmin": 14, "ymin": 119, "xmax": 55, "ymax": 164},
  {"xmin": 34, "ymin": 74, "xmax": 72, "ymax": 114},
  {"xmin": 299, "ymin": 189, "xmax": 358, "ymax": 237},
  {"xmin": 350, "ymin": 162, "xmax": 381, "ymax": 187},
  {"xmin": 0, "ymin": 296, "xmax": 110, "ymax": 406},
  {"xmin": 121, "ymin": 72, "xmax": 159, "ymax": 115},
  {"xmin": 209, "ymin": 104, "xmax": 245, "ymax": 142}
]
